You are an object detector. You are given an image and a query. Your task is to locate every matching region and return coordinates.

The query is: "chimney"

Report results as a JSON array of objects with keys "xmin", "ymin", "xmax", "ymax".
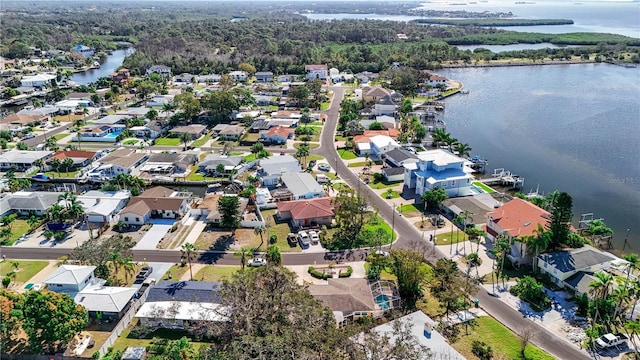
[{"xmin": 423, "ymin": 321, "xmax": 434, "ymax": 339}]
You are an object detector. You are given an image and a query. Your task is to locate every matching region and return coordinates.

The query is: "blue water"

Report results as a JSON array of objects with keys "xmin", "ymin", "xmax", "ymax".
[
  {"xmin": 438, "ymin": 64, "xmax": 640, "ymax": 251},
  {"xmin": 105, "ymin": 131, "xmax": 122, "ymax": 139},
  {"xmin": 375, "ymin": 294, "xmax": 391, "ymax": 310},
  {"xmin": 469, "ymin": 186, "xmax": 484, "ymax": 195},
  {"xmin": 71, "ymin": 49, "xmax": 133, "ymax": 86}
]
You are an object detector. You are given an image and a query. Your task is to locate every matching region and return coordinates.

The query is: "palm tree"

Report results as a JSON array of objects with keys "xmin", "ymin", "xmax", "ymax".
[
  {"xmin": 180, "ymin": 132, "xmax": 191, "ymax": 151},
  {"xmin": 624, "ymin": 253, "xmax": 640, "ymax": 288},
  {"xmin": 385, "ymin": 188, "xmax": 394, "ymax": 199},
  {"xmin": 254, "ymin": 225, "xmax": 266, "ymax": 249},
  {"xmin": 49, "ymin": 158, "xmax": 62, "ymax": 177},
  {"xmin": 613, "ymin": 282, "xmax": 631, "ymax": 322},
  {"xmin": 34, "ymin": 159, "xmax": 44, "ymax": 173},
  {"xmin": 588, "ymin": 271, "xmax": 614, "ymax": 325},
  {"xmin": 295, "ymin": 145, "xmax": 310, "ymax": 168},
  {"xmin": 454, "ymin": 143, "xmax": 472, "ymax": 158},
  {"xmin": 527, "ymin": 224, "xmax": 551, "ymax": 272},
  {"xmin": 109, "ymin": 252, "xmax": 121, "ymax": 285},
  {"xmin": 44, "ymin": 136, "xmax": 57, "ymax": 151},
  {"xmin": 239, "ymin": 246, "xmax": 252, "ymax": 271},
  {"xmin": 630, "ymin": 280, "xmax": 640, "ymax": 322},
  {"xmin": 181, "ymin": 243, "xmax": 198, "ymax": 281},
  {"xmin": 62, "ymin": 157, "xmax": 74, "ymax": 176},
  {"xmin": 120, "ymin": 257, "xmax": 136, "ymax": 285},
  {"xmin": 27, "ymin": 215, "xmax": 40, "ymax": 230},
  {"xmin": 494, "ymin": 233, "xmax": 512, "ymax": 290}
]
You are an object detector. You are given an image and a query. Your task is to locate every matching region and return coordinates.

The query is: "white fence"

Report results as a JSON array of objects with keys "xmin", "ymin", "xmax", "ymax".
[{"xmin": 96, "ymin": 287, "xmax": 149, "ymax": 356}]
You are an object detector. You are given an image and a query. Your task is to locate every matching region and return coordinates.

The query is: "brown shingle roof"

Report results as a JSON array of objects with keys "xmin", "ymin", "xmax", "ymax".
[
  {"xmin": 100, "ymin": 149, "xmax": 147, "ymax": 169},
  {"xmin": 276, "ymin": 198, "xmax": 334, "ymax": 221},
  {"xmin": 120, "ymin": 200, "xmax": 151, "ymax": 216},
  {"xmin": 308, "ymin": 278, "xmax": 375, "ymax": 313}
]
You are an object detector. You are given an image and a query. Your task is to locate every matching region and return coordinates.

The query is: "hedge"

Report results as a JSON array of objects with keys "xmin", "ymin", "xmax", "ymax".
[
  {"xmin": 338, "ymin": 266, "xmax": 353, "ymax": 278},
  {"xmin": 308, "ymin": 266, "xmax": 331, "ymax": 280}
]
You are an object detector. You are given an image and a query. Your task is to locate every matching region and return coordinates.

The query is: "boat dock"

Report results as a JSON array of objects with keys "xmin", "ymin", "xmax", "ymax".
[{"xmin": 478, "ymin": 168, "xmax": 524, "ymax": 190}]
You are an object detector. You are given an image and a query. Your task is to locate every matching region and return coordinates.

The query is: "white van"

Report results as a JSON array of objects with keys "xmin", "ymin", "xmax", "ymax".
[{"xmin": 316, "ymin": 174, "xmax": 329, "ymax": 184}]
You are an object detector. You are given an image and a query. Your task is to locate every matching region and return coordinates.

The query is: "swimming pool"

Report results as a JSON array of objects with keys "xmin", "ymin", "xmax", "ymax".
[
  {"xmin": 104, "ymin": 131, "xmax": 122, "ymax": 139},
  {"xmin": 375, "ymin": 294, "xmax": 391, "ymax": 310},
  {"xmin": 469, "ymin": 185, "xmax": 484, "ymax": 195}
]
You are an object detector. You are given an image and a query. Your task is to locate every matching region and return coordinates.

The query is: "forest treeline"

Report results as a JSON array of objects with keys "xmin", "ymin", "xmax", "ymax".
[{"xmin": 2, "ymin": 1, "xmax": 639, "ymax": 75}]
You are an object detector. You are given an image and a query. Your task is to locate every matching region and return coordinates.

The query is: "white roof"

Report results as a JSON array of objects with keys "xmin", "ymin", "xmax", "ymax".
[
  {"xmin": 45, "ymin": 265, "xmax": 96, "ymax": 286},
  {"xmin": 0, "ymin": 150, "xmax": 52, "ymax": 163},
  {"xmin": 417, "ymin": 149, "xmax": 465, "ymax": 167},
  {"xmin": 136, "ymin": 301, "xmax": 228, "ymax": 322},
  {"xmin": 403, "ymin": 162, "xmax": 418, "ymax": 170},
  {"xmin": 370, "ymin": 135, "xmax": 399, "ymax": 149},
  {"xmin": 22, "ymin": 73, "xmax": 56, "ymax": 82},
  {"xmin": 281, "ymin": 172, "xmax": 323, "ymax": 197},
  {"xmin": 80, "ymin": 190, "xmax": 131, "ymax": 200},
  {"xmin": 78, "ymin": 197, "xmax": 122, "ymax": 216},
  {"xmin": 365, "ymin": 311, "xmax": 465, "ymax": 360},
  {"xmin": 259, "ymin": 155, "xmax": 300, "ymax": 175},
  {"xmin": 357, "ymin": 142, "xmax": 371, "ymax": 151},
  {"xmin": 74, "ymin": 286, "xmax": 137, "ymax": 313}
]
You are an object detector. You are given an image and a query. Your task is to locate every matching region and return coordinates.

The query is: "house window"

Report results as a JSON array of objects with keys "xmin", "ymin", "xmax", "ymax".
[
  {"xmin": 135, "ymin": 217, "xmax": 140, "ymax": 222},
  {"xmin": 56, "ymin": 284, "xmax": 62, "ymax": 287},
  {"xmin": 451, "ymin": 180, "xmax": 455, "ymax": 186},
  {"xmin": 124, "ymin": 217, "xmax": 129, "ymax": 221}
]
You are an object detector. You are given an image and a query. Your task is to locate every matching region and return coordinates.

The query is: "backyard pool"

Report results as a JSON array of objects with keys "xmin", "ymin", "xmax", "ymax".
[
  {"xmin": 104, "ymin": 131, "xmax": 122, "ymax": 139},
  {"xmin": 375, "ymin": 294, "xmax": 391, "ymax": 310},
  {"xmin": 469, "ymin": 185, "xmax": 485, "ymax": 195}
]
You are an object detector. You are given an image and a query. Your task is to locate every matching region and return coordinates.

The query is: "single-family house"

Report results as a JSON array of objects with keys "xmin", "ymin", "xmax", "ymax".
[
  {"xmin": 74, "ymin": 124, "xmax": 126, "ymax": 143},
  {"xmin": 255, "ymin": 71, "xmax": 274, "ymax": 83},
  {"xmin": 55, "ymin": 99, "xmax": 90, "ymax": 113},
  {"xmin": 116, "ymin": 107, "xmax": 151, "ymax": 118},
  {"xmin": 74, "ymin": 286, "xmax": 137, "ymax": 321},
  {"xmin": 20, "ymin": 73, "xmax": 56, "ymax": 88},
  {"xmin": 362, "ymin": 86, "xmax": 392, "ymax": 103},
  {"xmin": 135, "ymin": 281, "xmax": 226, "ymax": 329},
  {"xmin": 130, "ymin": 121, "xmax": 167, "ymax": 140},
  {"xmin": 146, "ymin": 65, "xmax": 171, "ymax": 77},
  {"xmin": 254, "ymin": 95, "xmax": 274, "ymax": 106},
  {"xmin": 198, "ymin": 74, "xmax": 221, "ymax": 83},
  {"xmin": 258, "ymin": 155, "xmax": 300, "ymax": 186},
  {"xmin": 382, "ymin": 167, "xmax": 405, "ymax": 182},
  {"xmin": 198, "ymin": 154, "xmax": 243, "ymax": 176},
  {"xmin": 77, "ymin": 190, "xmax": 131, "ymax": 225},
  {"xmin": 5, "ymin": 191, "xmax": 60, "ymax": 216},
  {"xmin": 0, "ymin": 150, "xmax": 53, "ymax": 171},
  {"xmin": 228, "ymin": 71, "xmax": 248, "ymax": 82},
  {"xmin": 170, "ymin": 125, "xmax": 208, "ymax": 140},
  {"xmin": 305, "ymin": 65, "xmax": 328, "ymax": 81},
  {"xmin": 384, "ymin": 148, "xmax": 418, "ymax": 167},
  {"xmin": 44, "ymin": 265, "xmax": 100, "ymax": 295},
  {"xmin": 139, "ymin": 153, "xmax": 198, "ymax": 178},
  {"xmin": 426, "ymin": 74, "xmax": 448, "ymax": 87},
  {"xmin": 538, "ymin": 245, "xmax": 617, "ymax": 288},
  {"xmin": 73, "ymin": 44, "xmax": 94, "ymax": 57},
  {"xmin": 47, "ymin": 150, "xmax": 97, "ymax": 171},
  {"xmin": 276, "ymin": 197, "xmax": 334, "ymax": 229},
  {"xmin": 280, "ymin": 172, "xmax": 324, "ymax": 200},
  {"xmin": 173, "ymin": 73, "xmax": 196, "ymax": 84},
  {"xmin": 354, "ymin": 311, "xmax": 465, "ymax": 360},
  {"xmin": 146, "ymin": 95, "xmax": 174, "ymax": 107},
  {"xmin": 404, "ymin": 149, "xmax": 475, "ymax": 198},
  {"xmin": 373, "ymin": 95, "xmax": 398, "ymax": 116},
  {"xmin": 92, "ymin": 115, "xmax": 131, "ymax": 126},
  {"xmin": 0, "ymin": 113, "xmax": 43, "ymax": 127},
  {"xmin": 93, "ymin": 148, "xmax": 149, "ymax": 178},
  {"xmin": 260, "ymin": 126, "xmax": 293, "ymax": 145},
  {"xmin": 485, "ymin": 198, "xmax": 552, "ymax": 265},
  {"xmin": 354, "ymin": 71, "xmax": 379, "ymax": 84},
  {"xmin": 119, "ymin": 186, "xmax": 191, "ymax": 226},
  {"xmin": 370, "ymin": 135, "xmax": 400, "ymax": 157},
  {"xmin": 308, "ymin": 278, "xmax": 400, "ymax": 323},
  {"xmin": 218, "ymin": 125, "xmax": 245, "ymax": 141},
  {"xmin": 195, "ymin": 194, "xmax": 249, "ymax": 224},
  {"xmin": 110, "ymin": 68, "xmax": 130, "ymax": 85}
]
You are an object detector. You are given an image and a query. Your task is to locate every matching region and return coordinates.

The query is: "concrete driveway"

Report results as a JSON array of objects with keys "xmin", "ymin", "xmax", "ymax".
[{"xmin": 133, "ymin": 225, "xmax": 173, "ymax": 250}]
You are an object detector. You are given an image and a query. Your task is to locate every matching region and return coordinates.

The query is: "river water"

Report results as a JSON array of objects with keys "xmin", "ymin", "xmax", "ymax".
[
  {"xmin": 71, "ymin": 48, "xmax": 133, "ymax": 85},
  {"xmin": 438, "ymin": 64, "xmax": 640, "ymax": 251}
]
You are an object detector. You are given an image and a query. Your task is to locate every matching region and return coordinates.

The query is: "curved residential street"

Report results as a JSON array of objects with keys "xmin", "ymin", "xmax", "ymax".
[{"xmin": 1, "ymin": 85, "xmax": 589, "ymax": 359}]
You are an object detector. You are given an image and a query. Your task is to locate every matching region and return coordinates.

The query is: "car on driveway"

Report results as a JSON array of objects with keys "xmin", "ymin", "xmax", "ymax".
[
  {"xmin": 298, "ymin": 231, "xmax": 310, "ymax": 247},
  {"xmin": 287, "ymin": 233, "xmax": 298, "ymax": 245},
  {"xmin": 136, "ymin": 266, "xmax": 154, "ymax": 280},
  {"xmin": 247, "ymin": 257, "xmax": 267, "ymax": 267},
  {"xmin": 308, "ymin": 160, "xmax": 317, "ymax": 168},
  {"xmin": 317, "ymin": 163, "xmax": 331, "ymax": 171},
  {"xmin": 375, "ymin": 250, "xmax": 390, "ymax": 257},
  {"xmin": 308, "ymin": 230, "xmax": 320, "ymax": 244}
]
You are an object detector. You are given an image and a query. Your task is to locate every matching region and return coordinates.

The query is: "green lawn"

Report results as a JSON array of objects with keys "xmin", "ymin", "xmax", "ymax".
[
  {"xmin": 473, "ymin": 181, "xmax": 497, "ymax": 194},
  {"xmin": 154, "ymin": 137, "xmax": 182, "ymax": 146},
  {"xmin": 110, "ymin": 320, "xmax": 209, "ymax": 352},
  {"xmin": 293, "ymin": 142, "xmax": 319, "ymax": 149},
  {"xmin": 163, "ymin": 264, "xmax": 190, "ymax": 281},
  {"xmin": 44, "ymin": 169, "xmax": 80, "ymax": 179},
  {"xmin": 434, "ymin": 230, "xmax": 469, "ymax": 246},
  {"xmin": 242, "ymin": 152, "xmax": 272, "ymax": 163},
  {"xmin": 1, "ymin": 260, "xmax": 48, "ymax": 283},
  {"xmin": 261, "ymin": 209, "xmax": 302, "ymax": 253},
  {"xmin": 123, "ymin": 139, "xmax": 138, "ymax": 145},
  {"xmin": 396, "ymin": 204, "xmax": 422, "ymax": 217},
  {"xmin": 52, "ymin": 133, "xmax": 69, "ymax": 141},
  {"xmin": 307, "ymin": 154, "xmax": 324, "ymax": 161},
  {"xmin": 381, "ymin": 189, "xmax": 401, "ymax": 199},
  {"xmin": 452, "ymin": 316, "xmax": 555, "ymax": 360},
  {"xmin": 4, "ymin": 219, "xmax": 34, "ymax": 245},
  {"xmin": 363, "ymin": 214, "xmax": 396, "ymax": 242},
  {"xmin": 363, "ymin": 263, "xmax": 397, "ymax": 281},
  {"xmin": 338, "ymin": 149, "xmax": 357, "ymax": 160},
  {"xmin": 347, "ymin": 161, "xmax": 368, "ymax": 168},
  {"xmin": 193, "ymin": 132, "xmax": 212, "ymax": 147},
  {"xmin": 194, "ymin": 265, "xmax": 240, "ymax": 281},
  {"xmin": 370, "ymin": 180, "xmax": 403, "ymax": 190},
  {"xmin": 320, "ymin": 101, "xmax": 331, "ymax": 110}
]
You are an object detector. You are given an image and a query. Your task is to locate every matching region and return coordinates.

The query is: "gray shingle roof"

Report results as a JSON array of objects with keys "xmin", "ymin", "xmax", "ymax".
[
  {"xmin": 146, "ymin": 281, "xmax": 221, "ymax": 303},
  {"xmin": 45, "ymin": 265, "xmax": 96, "ymax": 285},
  {"xmin": 382, "ymin": 167, "xmax": 405, "ymax": 176},
  {"xmin": 539, "ymin": 247, "xmax": 616, "ymax": 274},
  {"xmin": 7, "ymin": 192, "xmax": 60, "ymax": 211},
  {"xmin": 385, "ymin": 148, "xmax": 417, "ymax": 163}
]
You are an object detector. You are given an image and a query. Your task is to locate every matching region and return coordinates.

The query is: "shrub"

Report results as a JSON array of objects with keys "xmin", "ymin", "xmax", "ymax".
[
  {"xmin": 269, "ymin": 234, "xmax": 277, "ymax": 244},
  {"xmin": 3, "ymin": 277, "xmax": 11, "ymax": 288},
  {"xmin": 308, "ymin": 266, "xmax": 331, "ymax": 280},
  {"xmin": 367, "ymin": 265, "xmax": 381, "ymax": 280},
  {"xmin": 471, "ymin": 340, "xmax": 494, "ymax": 360},
  {"xmin": 92, "ymin": 351, "xmax": 101, "ymax": 360},
  {"xmin": 510, "ymin": 276, "xmax": 551, "ymax": 311},
  {"xmin": 338, "ymin": 266, "xmax": 353, "ymax": 278}
]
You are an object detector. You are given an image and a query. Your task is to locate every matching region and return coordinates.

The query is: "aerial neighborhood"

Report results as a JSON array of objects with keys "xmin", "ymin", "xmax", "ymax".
[{"xmin": 1, "ymin": 2, "xmax": 639, "ymax": 360}]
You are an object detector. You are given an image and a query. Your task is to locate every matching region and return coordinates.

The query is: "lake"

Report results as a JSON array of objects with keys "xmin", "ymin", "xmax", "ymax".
[
  {"xmin": 456, "ymin": 43, "xmax": 577, "ymax": 53},
  {"xmin": 71, "ymin": 48, "xmax": 133, "ymax": 86},
  {"xmin": 437, "ymin": 64, "xmax": 640, "ymax": 252}
]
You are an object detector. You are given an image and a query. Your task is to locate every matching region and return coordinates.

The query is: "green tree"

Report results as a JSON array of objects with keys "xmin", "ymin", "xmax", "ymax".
[
  {"xmin": 62, "ymin": 157, "xmax": 74, "ymax": 176},
  {"xmin": 181, "ymin": 243, "xmax": 198, "ymax": 281},
  {"xmin": 295, "ymin": 144, "xmax": 310, "ymax": 168},
  {"xmin": 174, "ymin": 92, "xmax": 201, "ymax": 122},
  {"xmin": 549, "ymin": 192, "xmax": 573, "ymax": 249},
  {"xmin": 254, "ymin": 225, "xmax": 266, "ymax": 249},
  {"xmin": 21, "ymin": 290, "xmax": 88, "ymax": 354},
  {"xmin": 389, "ymin": 249, "xmax": 427, "ymax": 307},
  {"xmin": 266, "ymin": 245, "xmax": 281, "ymax": 265},
  {"xmin": 421, "ymin": 188, "xmax": 448, "ymax": 209},
  {"xmin": 217, "ymin": 196, "xmax": 240, "ymax": 228},
  {"xmin": 431, "ymin": 258, "xmax": 465, "ymax": 318},
  {"xmin": 238, "ymin": 62, "xmax": 256, "ymax": 77},
  {"xmin": 166, "ymin": 337, "xmax": 198, "ymax": 360},
  {"xmin": 289, "ymin": 85, "xmax": 310, "ymax": 108},
  {"xmin": 329, "ymin": 187, "xmax": 368, "ymax": 249},
  {"xmin": 201, "ymin": 90, "xmax": 239, "ymax": 124},
  {"xmin": 454, "ymin": 142, "xmax": 472, "ymax": 158},
  {"xmin": 180, "ymin": 132, "xmax": 192, "ymax": 151}
]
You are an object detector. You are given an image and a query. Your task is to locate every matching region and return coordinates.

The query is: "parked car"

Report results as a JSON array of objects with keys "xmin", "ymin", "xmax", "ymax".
[
  {"xmin": 298, "ymin": 231, "xmax": 310, "ymax": 246},
  {"xmin": 595, "ymin": 333, "xmax": 627, "ymax": 349},
  {"xmin": 318, "ymin": 163, "xmax": 331, "ymax": 171},
  {"xmin": 375, "ymin": 250, "xmax": 390, "ymax": 257},
  {"xmin": 136, "ymin": 266, "xmax": 153, "ymax": 279},
  {"xmin": 308, "ymin": 160, "xmax": 317, "ymax": 168},
  {"xmin": 287, "ymin": 233, "xmax": 298, "ymax": 245},
  {"xmin": 23, "ymin": 133, "xmax": 36, "ymax": 140},
  {"xmin": 247, "ymin": 257, "xmax": 267, "ymax": 267},
  {"xmin": 308, "ymin": 230, "xmax": 320, "ymax": 244}
]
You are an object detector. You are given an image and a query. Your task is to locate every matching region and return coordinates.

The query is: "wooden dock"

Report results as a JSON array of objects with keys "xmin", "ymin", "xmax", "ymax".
[{"xmin": 478, "ymin": 168, "xmax": 524, "ymax": 190}]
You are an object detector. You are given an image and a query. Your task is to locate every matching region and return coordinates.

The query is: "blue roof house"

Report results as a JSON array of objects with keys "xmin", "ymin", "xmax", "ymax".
[{"xmin": 403, "ymin": 149, "xmax": 474, "ymax": 198}]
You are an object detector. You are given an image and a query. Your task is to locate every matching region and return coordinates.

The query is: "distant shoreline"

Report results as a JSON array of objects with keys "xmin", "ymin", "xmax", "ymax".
[{"xmin": 441, "ymin": 59, "xmax": 596, "ymax": 68}]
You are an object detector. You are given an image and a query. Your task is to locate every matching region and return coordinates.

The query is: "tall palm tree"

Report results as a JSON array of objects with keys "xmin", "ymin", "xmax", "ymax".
[
  {"xmin": 589, "ymin": 271, "xmax": 614, "ymax": 325},
  {"xmin": 613, "ymin": 282, "xmax": 631, "ymax": 322},
  {"xmin": 527, "ymin": 224, "xmax": 551, "ymax": 272},
  {"xmin": 180, "ymin": 132, "xmax": 191, "ymax": 151},
  {"xmin": 295, "ymin": 145, "xmax": 310, "ymax": 168},
  {"xmin": 34, "ymin": 159, "xmax": 44, "ymax": 173},
  {"xmin": 62, "ymin": 157, "xmax": 74, "ymax": 176},
  {"xmin": 49, "ymin": 158, "xmax": 62, "ymax": 177},
  {"xmin": 239, "ymin": 246, "xmax": 251, "ymax": 271},
  {"xmin": 254, "ymin": 225, "xmax": 266, "ymax": 249},
  {"xmin": 494, "ymin": 233, "xmax": 512, "ymax": 290},
  {"xmin": 181, "ymin": 243, "xmax": 197, "ymax": 281},
  {"xmin": 120, "ymin": 257, "xmax": 136, "ymax": 285},
  {"xmin": 109, "ymin": 252, "xmax": 121, "ymax": 285},
  {"xmin": 453, "ymin": 143, "xmax": 472, "ymax": 158}
]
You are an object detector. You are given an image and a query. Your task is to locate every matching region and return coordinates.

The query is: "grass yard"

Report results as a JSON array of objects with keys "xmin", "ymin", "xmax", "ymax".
[
  {"xmin": 363, "ymin": 263, "xmax": 397, "ymax": 282},
  {"xmin": 320, "ymin": 101, "xmax": 331, "ymax": 110},
  {"xmin": 397, "ymin": 204, "xmax": 423, "ymax": 218},
  {"xmin": 451, "ymin": 316, "xmax": 555, "ymax": 360},
  {"xmin": 482, "ymin": 268, "xmax": 529, "ymax": 284},
  {"xmin": 260, "ymin": 209, "xmax": 302, "ymax": 253},
  {"xmin": 307, "ymin": 154, "xmax": 324, "ymax": 161},
  {"xmin": 434, "ymin": 230, "xmax": 469, "ymax": 246},
  {"xmin": 370, "ymin": 180, "xmax": 403, "ymax": 190},
  {"xmin": 1, "ymin": 260, "xmax": 48, "ymax": 283},
  {"xmin": 242, "ymin": 132, "xmax": 261, "ymax": 143},
  {"xmin": 154, "ymin": 137, "xmax": 181, "ymax": 146},
  {"xmin": 122, "ymin": 139, "xmax": 138, "ymax": 145},
  {"xmin": 192, "ymin": 132, "xmax": 212, "ymax": 147},
  {"xmin": 194, "ymin": 265, "xmax": 240, "ymax": 282},
  {"xmin": 52, "ymin": 133, "xmax": 69, "ymax": 141},
  {"xmin": 163, "ymin": 264, "xmax": 190, "ymax": 281},
  {"xmin": 186, "ymin": 165, "xmax": 205, "ymax": 181},
  {"xmin": 110, "ymin": 320, "xmax": 209, "ymax": 352},
  {"xmin": 43, "ymin": 169, "xmax": 80, "ymax": 179},
  {"xmin": 4, "ymin": 219, "xmax": 34, "ymax": 245},
  {"xmin": 338, "ymin": 148, "xmax": 358, "ymax": 160},
  {"xmin": 472, "ymin": 181, "xmax": 497, "ymax": 194},
  {"xmin": 363, "ymin": 215, "xmax": 396, "ymax": 242},
  {"xmin": 348, "ymin": 161, "xmax": 368, "ymax": 168},
  {"xmin": 381, "ymin": 189, "xmax": 401, "ymax": 199},
  {"xmin": 242, "ymin": 152, "xmax": 272, "ymax": 162},
  {"xmin": 293, "ymin": 142, "xmax": 319, "ymax": 149}
]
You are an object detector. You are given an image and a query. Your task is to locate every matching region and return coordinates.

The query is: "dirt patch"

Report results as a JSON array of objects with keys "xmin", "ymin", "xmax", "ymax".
[
  {"xmin": 194, "ymin": 227, "xmax": 263, "ymax": 252},
  {"xmin": 101, "ymin": 226, "xmax": 148, "ymax": 243}
]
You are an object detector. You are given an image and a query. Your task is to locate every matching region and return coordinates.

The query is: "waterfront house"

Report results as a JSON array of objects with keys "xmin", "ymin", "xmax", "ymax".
[
  {"xmin": 77, "ymin": 190, "xmax": 131, "ymax": 225},
  {"xmin": 139, "ymin": 153, "xmax": 198, "ymax": 178},
  {"xmin": 110, "ymin": 68, "xmax": 131, "ymax": 85},
  {"xmin": 228, "ymin": 71, "xmax": 248, "ymax": 82},
  {"xmin": 361, "ymin": 86, "xmax": 392, "ymax": 103},
  {"xmin": 403, "ymin": 149, "xmax": 474, "ymax": 198},
  {"xmin": 20, "ymin": 73, "xmax": 56, "ymax": 88},
  {"xmin": 258, "ymin": 155, "xmax": 300, "ymax": 186},
  {"xmin": 305, "ymin": 64, "xmax": 328, "ymax": 81},
  {"xmin": 370, "ymin": 135, "xmax": 401, "ymax": 157},
  {"xmin": 537, "ymin": 245, "xmax": 617, "ymax": 288},
  {"xmin": 0, "ymin": 113, "xmax": 44, "ymax": 127},
  {"xmin": 119, "ymin": 186, "xmax": 191, "ymax": 226},
  {"xmin": 280, "ymin": 172, "xmax": 324, "ymax": 200},
  {"xmin": 46, "ymin": 150, "xmax": 97, "ymax": 171},
  {"xmin": 0, "ymin": 150, "xmax": 53, "ymax": 171},
  {"xmin": 373, "ymin": 95, "xmax": 398, "ymax": 116},
  {"xmin": 146, "ymin": 65, "xmax": 171, "ymax": 77},
  {"xmin": 93, "ymin": 148, "xmax": 149, "ymax": 178},
  {"xmin": 170, "ymin": 125, "xmax": 208, "ymax": 140},
  {"xmin": 135, "ymin": 281, "xmax": 226, "ymax": 328},
  {"xmin": 44, "ymin": 265, "xmax": 99, "ymax": 294},
  {"xmin": 384, "ymin": 148, "xmax": 418, "ymax": 167},
  {"xmin": 276, "ymin": 197, "xmax": 334, "ymax": 229},
  {"xmin": 74, "ymin": 124, "xmax": 126, "ymax": 143},
  {"xmin": 73, "ymin": 44, "xmax": 94, "ymax": 57},
  {"xmin": 198, "ymin": 154, "xmax": 243, "ymax": 176},
  {"xmin": 255, "ymin": 71, "xmax": 274, "ymax": 83},
  {"xmin": 194, "ymin": 194, "xmax": 249, "ymax": 224},
  {"xmin": 260, "ymin": 126, "xmax": 293, "ymax": 145},
  {"xmin": 3, "ymin": 191, "xmax": 60, "ymax": 216}
]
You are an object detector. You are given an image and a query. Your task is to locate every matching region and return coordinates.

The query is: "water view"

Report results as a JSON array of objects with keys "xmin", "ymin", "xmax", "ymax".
[
  {"xmin": 71, "ymin": 48, "xmax": 133, "ymax": 85},
  {"xmin": 456, "ymin": 43, "xmax": 576, "ymax": 53},
  {"xmin": 438, "ymin": 64, "xmax": 640, "ymax": 251}
]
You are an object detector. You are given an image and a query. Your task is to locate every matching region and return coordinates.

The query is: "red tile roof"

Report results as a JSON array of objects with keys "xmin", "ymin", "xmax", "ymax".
[
  {"xmin": 265, "ymin": 126, "xmax": 293, "ymax": 138},
  {"xmin": 363, "ymin": 129, "xmax": 400, "ymax": 139},
  {"xmin": 50, "ymin": 150, "xmax": 96, "ymax": 161},
  {"xmin": 277, "ymin": 197, "xmax": 334, "ymax": 221},
  {"xmin": 486, "ymin": 198, "xmax": 551, "ymax": 238}
]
